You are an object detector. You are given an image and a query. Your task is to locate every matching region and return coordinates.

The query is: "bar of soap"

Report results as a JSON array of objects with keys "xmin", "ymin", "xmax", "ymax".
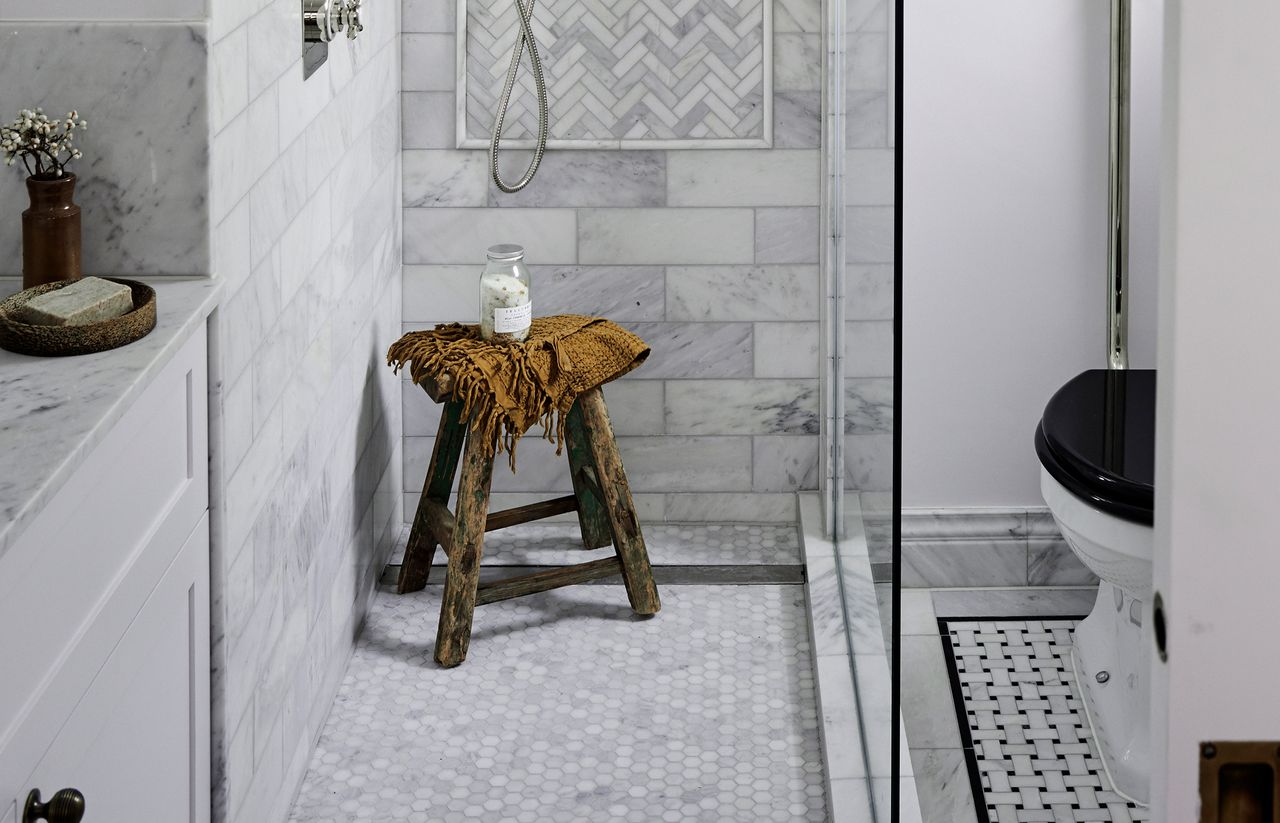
[{"xmin": 18, "ymin": 277, "xmax": 134, "ymax": 327}]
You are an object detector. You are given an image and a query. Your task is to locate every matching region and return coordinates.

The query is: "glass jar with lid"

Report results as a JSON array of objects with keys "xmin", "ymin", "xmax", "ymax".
[{"xmin": 478, "ymin": 244, "xmax": 533, "ymax": 342}]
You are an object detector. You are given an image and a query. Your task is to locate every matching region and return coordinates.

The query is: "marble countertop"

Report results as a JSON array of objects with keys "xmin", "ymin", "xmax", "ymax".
[{"xmin": 0, "ymin": 277, "xmax": 220, "ymax": 560}]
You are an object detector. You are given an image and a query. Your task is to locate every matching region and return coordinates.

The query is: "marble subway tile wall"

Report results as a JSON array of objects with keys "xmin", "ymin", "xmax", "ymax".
[
  {"xmin": 0, "ymin": 23, "xmax": 209, "ymax": 276},
  {"xmin": 401, "ymin": 0, "xmax": 824, "ymax": 522},
  {"xmin": 208, "ymin": 3, "xmax": 402, "ymax": 823}
]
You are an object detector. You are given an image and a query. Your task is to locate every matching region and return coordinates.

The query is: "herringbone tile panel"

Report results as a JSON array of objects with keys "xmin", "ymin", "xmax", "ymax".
[{"xmin": 461, "ymin": 0, "xmax": 769, "ymax": 144}]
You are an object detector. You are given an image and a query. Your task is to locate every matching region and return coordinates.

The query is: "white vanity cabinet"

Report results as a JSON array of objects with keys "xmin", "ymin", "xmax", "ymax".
[{"xmin": 0, "ymin": 325, "xmax": 210, "ymax": 823}]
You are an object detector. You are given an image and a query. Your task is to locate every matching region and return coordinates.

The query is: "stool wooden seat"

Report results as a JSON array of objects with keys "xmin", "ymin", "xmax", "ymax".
[{"xmin": 399, "ymin": 372, "xmax": 661, "ymax": 667}]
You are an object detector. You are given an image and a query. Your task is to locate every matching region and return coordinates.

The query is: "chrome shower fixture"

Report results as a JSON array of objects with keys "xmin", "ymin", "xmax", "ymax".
[
  {"xmin": 305, "ymin": 0, "xmax": 364, "ymax": 42},
  {"xmin": 303, "ymin": 0, "xmax": 365, "ymax": 79},
  {"xmin": 489, "ymin": 0, "xmax": 549, "ymax": 193}
]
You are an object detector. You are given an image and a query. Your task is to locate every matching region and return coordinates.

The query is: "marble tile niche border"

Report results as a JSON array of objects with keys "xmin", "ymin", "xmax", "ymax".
[
  {"xmin": 797, "ymin": 493, "xmax": 924, "ymax": 823},
  {"xmin": 455, "ymin": 0, "xmax": 773, "ymax": 148}
]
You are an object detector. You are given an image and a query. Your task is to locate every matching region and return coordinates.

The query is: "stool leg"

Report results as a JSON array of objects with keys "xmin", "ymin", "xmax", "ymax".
[
  {"xmin": 566, "ymin": 399, "xmax": 613, "ymax": 550},
  {"xmin": 434, "ymin": 427, "xmax": 494, "ymax": 667},
  {"xmin": 575, "ymin": 388, "xmax": 661, "ymax": 615},
  {"xmin": 399, "ymin": 400, "xmax": 466, "ymax": 594}
]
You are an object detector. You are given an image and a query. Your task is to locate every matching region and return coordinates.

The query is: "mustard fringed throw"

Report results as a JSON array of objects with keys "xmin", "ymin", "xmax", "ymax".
[{"xmin": 387, "ymin": 315, "xmax": 650, "ymax": 470}]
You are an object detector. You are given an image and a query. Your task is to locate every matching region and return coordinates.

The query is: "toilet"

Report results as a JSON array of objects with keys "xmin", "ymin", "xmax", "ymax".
[{"xmin": 1034, "ymin": 368, "xmax": 1155, "ymax": 806}]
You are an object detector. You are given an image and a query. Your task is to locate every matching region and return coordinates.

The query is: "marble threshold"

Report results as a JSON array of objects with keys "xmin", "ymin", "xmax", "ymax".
[{"xmin": 798, "ymin": 492, "xmax": 923, "ymax": 823}]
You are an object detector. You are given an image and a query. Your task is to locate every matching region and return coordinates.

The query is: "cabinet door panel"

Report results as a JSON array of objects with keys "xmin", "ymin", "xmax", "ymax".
[
  {"xmin": 15, "ymin": 514, "xmax": 210, "ymax": 823},
  {"xmin": 0, "ymin": 330, "xmax": 208, "ymax": 752}
]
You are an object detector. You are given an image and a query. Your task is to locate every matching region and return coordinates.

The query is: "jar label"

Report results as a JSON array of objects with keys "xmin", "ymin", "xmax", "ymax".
[{"xmin": 493, "ymin": 302, "xmax": 532, "ymax": 333}]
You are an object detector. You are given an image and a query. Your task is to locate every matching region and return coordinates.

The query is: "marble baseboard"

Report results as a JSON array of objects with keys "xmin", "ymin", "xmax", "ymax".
[
  {"xmin": 864, "ymin": 507, "xmax": 1097, "ymax": 589},
  {"xmin": 0, "ymin": 22, "xmax": 209, "ymax": 276}
]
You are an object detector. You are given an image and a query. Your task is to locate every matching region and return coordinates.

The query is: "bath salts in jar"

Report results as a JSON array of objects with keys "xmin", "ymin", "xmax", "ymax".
[{"xmin": 479, "ymin": 244, "xmax": 533, "ymax": 341}]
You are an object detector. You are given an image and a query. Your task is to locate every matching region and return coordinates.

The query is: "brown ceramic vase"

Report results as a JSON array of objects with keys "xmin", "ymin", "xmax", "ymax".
[{"xmin": 22, "ymin": 173, "xmax": 82, "ymax": 289}]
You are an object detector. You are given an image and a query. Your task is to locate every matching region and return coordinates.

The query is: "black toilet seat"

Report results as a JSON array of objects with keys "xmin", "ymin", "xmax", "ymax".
[{"xmin": 1035, "ymin": 369, "xmax": 1155, "ymax": 526}]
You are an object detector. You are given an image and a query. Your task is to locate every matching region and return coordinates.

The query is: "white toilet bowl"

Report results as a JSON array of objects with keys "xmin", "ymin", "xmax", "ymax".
[
  {"xmin": 1035, "ymin": 368, "xmax": 1156, "ymax": 806},
  {"xmin": 1040, "ymin": 466, "xmax": 1152, "ymax": 805}
]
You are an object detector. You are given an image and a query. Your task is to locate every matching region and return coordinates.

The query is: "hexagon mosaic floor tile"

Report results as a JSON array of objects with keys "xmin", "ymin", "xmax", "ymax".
[
  {"xmin": 389, "ymin": 522, "xmax": 803, "ymax": 568},
  {"xmin": 288, "ymin": 584, "xmax": 827, "ymax": 823}
]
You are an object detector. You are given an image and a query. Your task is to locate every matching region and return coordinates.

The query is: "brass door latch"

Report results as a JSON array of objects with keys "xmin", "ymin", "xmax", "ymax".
[{"xmin": 1200, "ymin": 742, "xmax": 1279, "ymax": 822}]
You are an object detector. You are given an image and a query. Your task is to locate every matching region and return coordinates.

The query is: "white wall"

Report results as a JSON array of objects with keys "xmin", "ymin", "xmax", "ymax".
[
  {"xmin": 1152, "ymin": 1, "xmax": 1280, "ymax": 817},
  {"xmin": 902, "ymin": 0, "xmax": 1161, "ymax": 508}
]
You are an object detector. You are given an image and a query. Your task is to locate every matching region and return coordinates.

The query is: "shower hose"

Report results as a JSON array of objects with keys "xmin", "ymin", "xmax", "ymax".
[{"xmin": 490, "ymin": 0, "xmax": 548, "ymax": 193}]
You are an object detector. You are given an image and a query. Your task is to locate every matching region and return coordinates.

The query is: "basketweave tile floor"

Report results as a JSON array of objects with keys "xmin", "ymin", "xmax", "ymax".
[
  {"xmin": 941, "ymin": 617, "xmax": 1151, "ymax": 823},
  {"xmin": 286, "ymin": 582, "xmax": 828, "ymax": 823},
  {"xmin": 891, "ymin": 587, "xmax": 1158, "ymax": 823},
  {"xmin": 387, "ymin": 522, "xmax": 803, "ymax": 569}
]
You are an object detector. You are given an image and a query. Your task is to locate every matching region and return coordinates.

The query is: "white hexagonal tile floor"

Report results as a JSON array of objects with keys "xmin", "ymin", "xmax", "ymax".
[{"xmin": 287, "ymin": 583, "xmax": 827, "ymax": 822}]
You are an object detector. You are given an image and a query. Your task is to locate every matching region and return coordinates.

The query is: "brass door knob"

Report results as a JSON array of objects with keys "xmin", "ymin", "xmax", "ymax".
[{"xmin": 23, "ymin": 788, "xmax": 85, "ymax": 823}]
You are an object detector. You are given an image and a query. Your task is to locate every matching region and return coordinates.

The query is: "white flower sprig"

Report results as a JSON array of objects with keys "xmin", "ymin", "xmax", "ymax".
[{"xmin": 0, "ymin": 108, "xmax": 88, "ymax": 179}]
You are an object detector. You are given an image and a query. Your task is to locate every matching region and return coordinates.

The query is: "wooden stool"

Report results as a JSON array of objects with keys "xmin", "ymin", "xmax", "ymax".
[{"xmin": 399, "ymin": 372, "xmax": 661, "ymax": 667}]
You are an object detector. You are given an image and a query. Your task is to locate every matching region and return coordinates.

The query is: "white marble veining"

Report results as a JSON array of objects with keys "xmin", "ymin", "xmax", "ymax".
[
  {"xmin": 774, "ymin": 91, "xmax": 822, "ymax": 148},
  {"xmin": 844, "ymin": 377, "xmax": 893, "ymax": 435},
  {"xmin": 776, "ymin": 0, "xmax": 821, "ymax": 33},
  {"xmin": 667, "ymin": 265, "xmax": 820, "ymax": 321},
  {"xmin": 624, "ymin": 322, "xmax": 754, "ymax": 379},
  {"xmin": 402, "ymin": 149, "xmax": 488, "ymax": 207},
  {"xmin": 844, "ymin": 148, "xmax": 895, "ymax": 206},
  {"xmin": 752, "ymin": 435, "xmax": 820, "ymax": 492},
  {"xmin": 845, "ymin": 263, "xmax": 894, "ymax": 320},
  {"xmin": 404, "ymin": 207, "xmax": 577, "ymax": 264},
  {"xmin": 844, "ymin": 320, "xmax": 893, "ymax": 377},
  {"xmin": 402, "ymin": 91, "xmax": 455, "ymax": 148},
  {"xmin": 846, "ymin": 91, "xmax": 890, "ymax": 149},
  {"xmin": 0, "ymin": 278, "xmax": 219, "ymax": 559},
  {"xmin": 844, "ymin": 433, "xmax": 893, "ymax": 493},
  {"xmin": 488, "ymin": 152, "xmax": 667, "ymax": 207},
  {"xmin": 755, "ymin": 322, "xmax": 820, "ymax": 378},
  {"xmin": 666, "ymin": 379, "xmax": 820, "ymax": 435},
  {"xmin": 846, "ymin": 206, "xmax": 894, "ymax": 264},
  {"xmin": 0, "ymin": 23, "xmax": 209, "ymax": 277},
  {"xmin": 533, "ymin": 266, "xmax": 665, "ymax": 321},
  {"xmin": 668, "ymin": 150, "xmax": 820, "ymax": 207},
  {"xmin": 756, "ymin": 207, "xmax": 821, "ymax": 263},
  {"xmin": 579, "ymin": 208, "xmax": 755, "ymax": 265}
]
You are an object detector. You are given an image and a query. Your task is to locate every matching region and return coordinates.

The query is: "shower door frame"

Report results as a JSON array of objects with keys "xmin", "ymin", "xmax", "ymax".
[{"xmin": 818, "ymin": 0, "xmax": 906, "ymax": 819}]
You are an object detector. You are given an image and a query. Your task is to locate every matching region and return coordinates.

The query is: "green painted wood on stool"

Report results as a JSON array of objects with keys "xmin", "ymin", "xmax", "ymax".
[
  {"xmin": 398, "ymin": 399, "xmax": 466, "ymax": 594},
  {"xmin": 566, "ymin": 399, "xmax": 614, "ymax": 550}
]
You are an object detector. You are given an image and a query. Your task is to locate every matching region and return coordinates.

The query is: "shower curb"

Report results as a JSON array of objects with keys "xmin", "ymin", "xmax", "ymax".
[{"xmin": 798, "ymin": 492, "xmax": 924, "ymax": 822}]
